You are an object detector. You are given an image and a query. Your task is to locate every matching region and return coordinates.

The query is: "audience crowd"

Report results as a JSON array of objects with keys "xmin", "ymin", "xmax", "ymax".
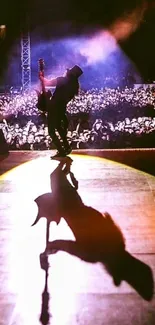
[{"xmin": 0, "ymin": 86, "xmax": 155, "ymax": 150}]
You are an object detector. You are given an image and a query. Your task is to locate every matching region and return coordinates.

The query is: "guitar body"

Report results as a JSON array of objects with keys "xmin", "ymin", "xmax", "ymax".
[
  {"xmin": 36, "ymin": 89, "xmax": 52, "ymax": 112},
  {"xmin": 36, "ymin": 58, "xmax": 52, "ymax": 113}
]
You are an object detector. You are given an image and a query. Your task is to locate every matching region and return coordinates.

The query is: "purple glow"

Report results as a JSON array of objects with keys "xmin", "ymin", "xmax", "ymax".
[{"xmin": 79, "ymin": 31, "xmax": 117, "ymax": 65}]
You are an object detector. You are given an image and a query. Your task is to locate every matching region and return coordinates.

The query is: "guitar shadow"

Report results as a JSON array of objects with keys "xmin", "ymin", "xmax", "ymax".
[
  {"xmin": 32, "ymin": 157, "xmax": 154, "ymax": 311},
  {"xmin": 39, "ymin": 258, "xmax": 50, "ymax": 325}
]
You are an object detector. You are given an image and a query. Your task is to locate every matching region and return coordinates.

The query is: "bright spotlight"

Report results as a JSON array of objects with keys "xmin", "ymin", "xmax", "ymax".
[
  {"xmin": 0, "ymin": 25, "xmax": 6, "ymax": 29},
  {"xmin": 0, "ymin": 25, "xmax": 6, "ymax": 39}
]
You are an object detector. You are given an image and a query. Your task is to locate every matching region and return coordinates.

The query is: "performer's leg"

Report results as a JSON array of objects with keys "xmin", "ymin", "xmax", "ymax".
[
  {"xmin": 48, "ymin": 122, "xmax": 65, "ymax": 156},
  {"xmin": 57, "ymin": 124, "xmax": 72, "ymax": 155},
  {"xmin": 57, "ymin": 114, "xmax": 72, "ymax": 154},
  {"xmin": 62, "ymin": 114, "xmax": 69, "ymax": 136}
]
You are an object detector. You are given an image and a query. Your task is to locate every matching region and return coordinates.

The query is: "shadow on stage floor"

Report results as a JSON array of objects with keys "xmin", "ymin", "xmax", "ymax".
[{"xmin": 31, "ymin": 157, "xmax": 154, "ymax": 324}]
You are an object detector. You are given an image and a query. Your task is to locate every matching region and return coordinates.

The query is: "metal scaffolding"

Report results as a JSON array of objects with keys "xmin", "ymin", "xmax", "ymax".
[{"xmin": 21, "ymin": 24, "xmax": 31, "ymax": 91}]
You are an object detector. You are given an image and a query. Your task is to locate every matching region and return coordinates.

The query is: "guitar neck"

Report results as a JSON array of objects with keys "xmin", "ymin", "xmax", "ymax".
[
  {"xmin": 38, "ymin": 59, "xmax": 46, "ymax": 93},
  {"xmin": 40, "ymin": 78, "xmax": 46, "ymax": 93}
]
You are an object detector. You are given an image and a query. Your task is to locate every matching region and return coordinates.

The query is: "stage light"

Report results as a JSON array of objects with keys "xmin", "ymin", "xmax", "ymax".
[
  {"xmin": 0, "ymin": 25, "xmax": 6, "ymax": 29},
  {"xmin": 0, "ymin": 25, "xmax": 6, "ymax": 39}
]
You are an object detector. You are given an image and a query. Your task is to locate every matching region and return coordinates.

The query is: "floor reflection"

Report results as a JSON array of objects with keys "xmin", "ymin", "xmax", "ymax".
[{"xmin": 0, "ymin": 154, "xmax": 155, "ymax": 324}]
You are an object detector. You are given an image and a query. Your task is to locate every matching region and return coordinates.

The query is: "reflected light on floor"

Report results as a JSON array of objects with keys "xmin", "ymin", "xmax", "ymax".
[
  {"xmin": 1, "ymin": 153, "xmax": 155, "ymax": 324},
  {"xmin": 1, "ymin": 154, "xmax": 103, "ymax": 323}
]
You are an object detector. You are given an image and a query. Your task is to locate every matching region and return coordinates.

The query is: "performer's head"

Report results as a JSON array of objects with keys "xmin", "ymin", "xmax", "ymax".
[{"xmin": 66, "ymin": 65, "xmax": 83, "ymax": 79}]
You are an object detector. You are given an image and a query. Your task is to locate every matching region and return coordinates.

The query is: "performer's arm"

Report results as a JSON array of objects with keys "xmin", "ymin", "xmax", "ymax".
[{"xmin": 39, "ymin": 72, "xmax": 57, "ymax": 87}]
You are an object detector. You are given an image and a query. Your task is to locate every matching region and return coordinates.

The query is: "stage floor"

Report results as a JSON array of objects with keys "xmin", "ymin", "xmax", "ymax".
[{"xmin": 0, "ymin": 150, "xmax": 155, "ymax": 325}]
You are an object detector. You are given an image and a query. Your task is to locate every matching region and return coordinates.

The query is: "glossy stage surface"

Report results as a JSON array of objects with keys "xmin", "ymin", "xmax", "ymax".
[{"xmin": 0, "ymin": 150, "xmax": 155, "ymax": 325}]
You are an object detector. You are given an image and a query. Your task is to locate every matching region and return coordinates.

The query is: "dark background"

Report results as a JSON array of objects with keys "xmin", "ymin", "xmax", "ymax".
[{"xmin": 0, "ymin": 0, "xmax": 155, "ymax": 83}]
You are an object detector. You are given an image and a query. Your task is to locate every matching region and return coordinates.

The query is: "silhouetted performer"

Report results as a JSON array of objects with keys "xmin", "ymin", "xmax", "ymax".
[{"xmin": 39, "ymin": 65, "xmax": 83, "ymax": 157}]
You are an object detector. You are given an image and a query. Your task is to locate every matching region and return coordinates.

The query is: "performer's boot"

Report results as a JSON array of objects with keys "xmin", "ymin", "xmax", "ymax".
[
  {"xmin": 64, "ymin": 144, "xmax": 72, "ymax": 155},
  {"xmin": 51, "ymin": 151, "xmax": 66, "ymax": 159}
]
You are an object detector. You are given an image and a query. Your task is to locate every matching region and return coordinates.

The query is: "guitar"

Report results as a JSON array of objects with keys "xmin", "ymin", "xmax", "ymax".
[{"xmin": 36, "ymin": 58, "xmax": 52, "ymax": 113}]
